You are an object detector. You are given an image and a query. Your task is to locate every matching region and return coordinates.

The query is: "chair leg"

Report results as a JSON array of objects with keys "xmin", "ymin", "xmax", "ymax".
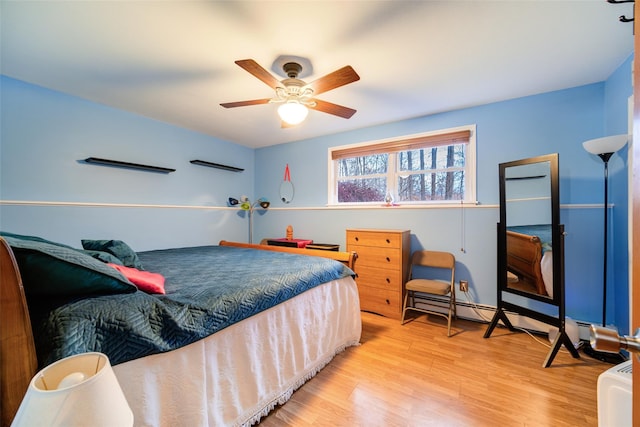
[
  {"xmin": 401, "ymin": 291, "xmax": 410, "ymax": 324},
  {"xmin": 450, "ymin": 285, "xmax": 457, "ymax": 319},
  {"xmin": 448, "ymin": 288, "xmax": 455, "ymax": 336},
  {"xmin": 452, "ymin": 293, "xmax": 457, "ymax": 319}
]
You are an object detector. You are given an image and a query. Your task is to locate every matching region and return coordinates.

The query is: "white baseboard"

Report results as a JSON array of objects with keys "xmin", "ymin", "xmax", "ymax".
[{"xmin": 575, "ymin": 321, "xmax": 594, "ymax": 341}]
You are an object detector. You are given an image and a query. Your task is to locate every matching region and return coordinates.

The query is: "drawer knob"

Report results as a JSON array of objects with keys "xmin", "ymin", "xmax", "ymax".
[
  {"xmin": 386, "ymin": 238, "xmax": 390, "ymax": 244},
  {"xmin": 386, "ymin": 278, "xmax": 390, "ymax": 283},
  {"xmin": 355, "ymin": 237, "xmax": 359, "ymax": 241},
  {"xmin": 385, "ymin": 299, "xmax": 390, "ymax": 305},
  {"xmin": 386, "ymin": 257, "xmax": 390, "ymax": 262}
]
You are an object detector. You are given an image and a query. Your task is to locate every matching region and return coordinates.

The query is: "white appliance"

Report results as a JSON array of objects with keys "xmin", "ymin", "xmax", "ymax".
[{"xmin": 597, "ymin": 360, "xmax": 632, "ymax": 427}]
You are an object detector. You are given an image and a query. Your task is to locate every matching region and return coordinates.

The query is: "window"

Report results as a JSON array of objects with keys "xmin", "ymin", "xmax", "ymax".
[{"xmin": 328, "ymin": 126, "xmax": 476, "ymax": 205}]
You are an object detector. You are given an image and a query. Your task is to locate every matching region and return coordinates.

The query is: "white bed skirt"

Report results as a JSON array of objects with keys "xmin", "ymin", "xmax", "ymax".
[{"xmin": 113, "ymin": 276, "xmax": 361, "ymax": 427}]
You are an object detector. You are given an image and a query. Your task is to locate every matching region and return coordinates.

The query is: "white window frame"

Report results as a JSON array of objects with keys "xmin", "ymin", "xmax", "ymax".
[{"xmin": 327, "ymin": 125, "xmax": 477, "ymax": 206}]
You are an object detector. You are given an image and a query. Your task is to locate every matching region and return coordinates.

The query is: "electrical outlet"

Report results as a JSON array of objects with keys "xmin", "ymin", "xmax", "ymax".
[{"xmin": 459, "ymin": 280, "xmax": 469, "ymax": 292}]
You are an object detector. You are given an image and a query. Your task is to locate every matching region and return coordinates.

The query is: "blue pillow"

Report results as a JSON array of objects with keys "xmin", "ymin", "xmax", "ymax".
[
  {"xmin": 81, "ymin": 239, "xmax": 145, "ymax": 270},
  {"xmin": 82, "ymin": 249, "xmax": 124, "ymax": 265},
  {"xmin": 1, "ymin": 233, "xmax": 136, "ymax": 297}
]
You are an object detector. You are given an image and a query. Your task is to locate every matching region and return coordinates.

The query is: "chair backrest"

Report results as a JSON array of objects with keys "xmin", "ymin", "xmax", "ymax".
[{"xmin": 409, "ymin": 250, "xmax": 455, "ymax": 280}]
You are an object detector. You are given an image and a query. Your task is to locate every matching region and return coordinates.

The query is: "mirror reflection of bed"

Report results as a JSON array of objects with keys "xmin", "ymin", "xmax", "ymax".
[{"xmin": 505, "ymin": 225, "xmax": 552, "ymax": 298}]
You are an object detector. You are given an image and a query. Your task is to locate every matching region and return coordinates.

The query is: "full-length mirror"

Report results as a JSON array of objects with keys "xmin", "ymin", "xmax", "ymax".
[
  {"xmin": 486, "ymin": 153, "xmax": 577, "ymax": 367},
  {"xmin": 502, "ymin": 158, "xmax": 557, "ymax": 302}
]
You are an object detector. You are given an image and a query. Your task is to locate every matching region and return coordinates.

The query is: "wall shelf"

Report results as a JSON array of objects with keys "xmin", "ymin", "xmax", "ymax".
[
  {"xmin": 190, "ymin": 160, "xmax": 244, "ymax": 172},
  {"xmin": 84, "ymin": 157, "xmax": 175, "ymax": 173}
]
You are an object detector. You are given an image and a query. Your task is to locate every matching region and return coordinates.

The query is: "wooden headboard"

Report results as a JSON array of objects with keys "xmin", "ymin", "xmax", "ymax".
[
  {"xmin": 506, "ymin": 230, "xmax": 546, "ymax": 296},
  {"xmin": 0, "ymin": 237, "xmax": 37, "ymax": 427}
]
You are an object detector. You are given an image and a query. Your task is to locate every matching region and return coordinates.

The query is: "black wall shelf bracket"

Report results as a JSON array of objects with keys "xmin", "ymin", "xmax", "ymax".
[
  {"xmin": 190, "ymin": 160, "xmax": 244, "ymax": 172},
  {"xmin": 83, "ymin": 157, "xmax": 176, "ymax": 173}
]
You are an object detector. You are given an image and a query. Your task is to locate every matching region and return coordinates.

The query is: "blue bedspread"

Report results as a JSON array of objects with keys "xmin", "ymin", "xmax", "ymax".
[{"xmin": 31, "ymin": 246, "xmax": 354, "ymax": 367}]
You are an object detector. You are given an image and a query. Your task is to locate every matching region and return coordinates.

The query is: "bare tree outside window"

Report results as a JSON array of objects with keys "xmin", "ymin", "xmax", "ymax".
[
  {"xmin": 337, "ymin": 154, "xmax": 388, "ymax": 202},
  {"xmin": 331, "ymin": 127, "xmax": 474, "ymax": 205}
]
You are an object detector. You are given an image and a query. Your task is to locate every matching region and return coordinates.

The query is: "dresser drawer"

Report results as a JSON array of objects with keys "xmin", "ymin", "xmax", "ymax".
[
  {"xmin": 346, "ymin": 230, "xmax": 402, "ymax": 248},
  {"xmin": 351, "ymin": 245, "xmax": 402, "ymax": 269},
  {"xmin": 357, "ymin": 285, "xmax": 401, "ymax": 319},
  {"xmin": 353, "ymin": 265, "xmax": 402, "ymax": 290}
]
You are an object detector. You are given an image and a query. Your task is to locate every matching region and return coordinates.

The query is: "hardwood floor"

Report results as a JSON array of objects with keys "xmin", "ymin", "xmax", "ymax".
[{"xmin": 260, "ymin": 312, "xmax": 612, "ymax": 427}]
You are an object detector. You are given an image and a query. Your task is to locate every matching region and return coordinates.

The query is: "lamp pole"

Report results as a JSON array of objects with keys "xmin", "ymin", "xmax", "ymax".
[
  {"xmin": 249, "ymin": 207, "xmax": 253, "ymax": 244},
  {"xmin": 581, "ymin": 134, "xmax": 628, "ymax": 364},
  {"xmin": 599, "ymin": 152, "xmax": 614, "ymax": 327}
]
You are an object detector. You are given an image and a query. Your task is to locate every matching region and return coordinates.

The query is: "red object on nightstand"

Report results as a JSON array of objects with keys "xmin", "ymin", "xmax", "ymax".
[{"xmin": 267, "ymin": 238, "xmax": 313, "ymax": 248}]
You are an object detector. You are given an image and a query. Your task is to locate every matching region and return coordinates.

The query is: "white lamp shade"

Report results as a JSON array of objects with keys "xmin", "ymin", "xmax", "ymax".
[
  {"xmin": 11, "ymin": 352, "xmax": 133, "ymax": 427},
  {"xmin": 582, "ymin": 134, "xmax": 628, "ymax": 155},
  {"xmin": 277, "ymin": 101, "xmax": 308, "ymax": 125}
]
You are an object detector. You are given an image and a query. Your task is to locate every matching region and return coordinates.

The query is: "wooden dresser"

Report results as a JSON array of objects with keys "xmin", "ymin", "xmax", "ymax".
[{"xmin": 346, "ymin": 229, "xmax": 410, "ymax": 319}]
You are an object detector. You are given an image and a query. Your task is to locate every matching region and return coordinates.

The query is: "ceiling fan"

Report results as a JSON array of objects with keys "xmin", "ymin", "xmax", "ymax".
[{"xmin": 220, "ymin": 59, "xmax": 360, "ymax": 125}]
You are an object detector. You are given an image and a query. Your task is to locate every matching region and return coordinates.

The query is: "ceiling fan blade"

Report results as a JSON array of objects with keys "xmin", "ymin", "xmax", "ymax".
[
  {"xmin": 310, "ymin": 99, "xmax": 357, "ymax": 119},
  {"xmin": 235, "ymin": 59, "xmax": 281, "ymax": 89},
  {"xmin": 220, "ymin": 98, "xmax": 271, "ymax": 108},
  {"xmin": 306, "ymin": 66, "xmax": 360, "ymax": 95}
]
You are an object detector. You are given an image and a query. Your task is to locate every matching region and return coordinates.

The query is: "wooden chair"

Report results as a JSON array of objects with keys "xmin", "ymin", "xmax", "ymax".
[{"xmin": 401, "ymin": 250, "xmax": 456, "ymax": 336}]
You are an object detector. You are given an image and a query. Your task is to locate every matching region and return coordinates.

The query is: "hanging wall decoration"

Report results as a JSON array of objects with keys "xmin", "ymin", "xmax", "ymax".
[{"xmin": 280, "ymin": 164, "xmax": 294, "ymax": 203}]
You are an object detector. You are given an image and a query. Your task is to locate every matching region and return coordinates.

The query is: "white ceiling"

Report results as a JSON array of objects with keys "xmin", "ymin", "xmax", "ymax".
[{"xmin": 1, "ymin": 1, "xmax": 634, "ymax": 149}]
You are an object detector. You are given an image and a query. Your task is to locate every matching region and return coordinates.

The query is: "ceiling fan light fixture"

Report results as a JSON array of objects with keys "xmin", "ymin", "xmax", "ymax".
[
  {"xmin": 278, "ymin": 101, "xmax": 308, "ymax": 125},
  {"xmin": 222, "ymin": 59, "xmax": 359, "ymax": 123}
]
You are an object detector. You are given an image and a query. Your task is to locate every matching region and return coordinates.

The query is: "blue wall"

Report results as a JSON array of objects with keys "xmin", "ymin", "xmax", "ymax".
[
  {"xmin": 1, "ymin": 54, "xmax": 633, "ymax": 333},
  {"xmin": 254, "ymin": 57, "xmax": 633, "ymax": 333},
  {"xmin": 0, "ymin": 76, "xmax": 255, "ymax": 250}
]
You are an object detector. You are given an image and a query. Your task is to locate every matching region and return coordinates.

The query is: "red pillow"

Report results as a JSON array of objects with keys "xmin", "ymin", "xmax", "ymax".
[{"xmin": 107, "ymin": 263, "xmax": 166, "ymax": 294}]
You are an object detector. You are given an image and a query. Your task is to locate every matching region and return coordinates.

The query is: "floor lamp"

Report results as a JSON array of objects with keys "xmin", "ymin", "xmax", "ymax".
[{"xmin": 582, "ymin": 134, "xmax": 628, "ymax": 363}]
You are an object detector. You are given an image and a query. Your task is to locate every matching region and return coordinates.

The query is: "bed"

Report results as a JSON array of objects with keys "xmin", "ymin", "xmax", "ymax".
[
  {"xmin": 506, "ymin": 224, "xmax": 553, "ymax": 297},
  {"xmin": 0, "ymin": 234, "xmax": 361, "ymax": 427}
]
